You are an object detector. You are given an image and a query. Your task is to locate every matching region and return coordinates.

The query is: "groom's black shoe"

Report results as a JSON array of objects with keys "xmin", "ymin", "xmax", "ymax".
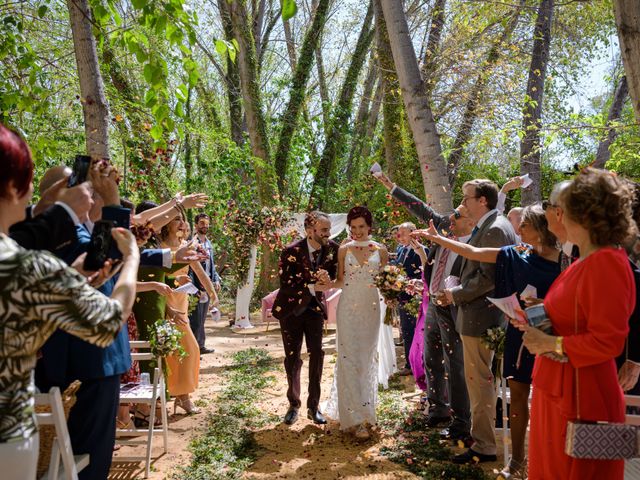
[
  {"xmin": 307, "ymin": 409, "xmax": 327, "ymax": 424},
  {"xmin": 284, "ymin": 408, "xmax": 298, "ymax": 425}
]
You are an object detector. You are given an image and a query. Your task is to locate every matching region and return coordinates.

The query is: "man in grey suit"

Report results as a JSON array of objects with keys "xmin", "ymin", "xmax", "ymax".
[
  {"xmin": 439, "ymin": 179, "xmax": 517, "ymax": 464},
  {"xmin": 374, "ymin": 172, "xmax": 473, "ymax": 444}
]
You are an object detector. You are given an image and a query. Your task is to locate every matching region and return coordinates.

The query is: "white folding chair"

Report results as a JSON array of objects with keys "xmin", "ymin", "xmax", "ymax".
[
  {"xmin": 113, "ymin": 341, "xmax": 168, "ymax": 478},
  {"xmin": 35, "ymin": 387, "xmax": 89, "ymax": 480}
]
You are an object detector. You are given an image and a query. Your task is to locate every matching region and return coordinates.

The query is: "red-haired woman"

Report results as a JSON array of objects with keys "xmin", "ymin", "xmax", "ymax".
[{"xmin": 0, "ymin": 123, "xmax": 140, "ymax": 479}]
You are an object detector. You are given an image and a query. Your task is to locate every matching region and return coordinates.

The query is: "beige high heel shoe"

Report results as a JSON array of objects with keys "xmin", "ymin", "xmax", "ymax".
[{"xmin": 173, "ymin": 395, "xmax": 201, "ymax": 415}]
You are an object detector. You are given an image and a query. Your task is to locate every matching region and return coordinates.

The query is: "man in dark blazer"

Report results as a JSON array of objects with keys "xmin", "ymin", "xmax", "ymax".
[
  {"xmin": 392, "ymin": 222, "xmax": 426, "ymax": 374},
  {"xmin": 441, "ymin": 179, "xmax": 517, "ymax": 464},
  {"xmin": 375, "ymin": 171, "xmax": 473, "ymax": 444},
  {"xmin": 272, "ymin": 211, "xmax": 339, "ymax": 425}
]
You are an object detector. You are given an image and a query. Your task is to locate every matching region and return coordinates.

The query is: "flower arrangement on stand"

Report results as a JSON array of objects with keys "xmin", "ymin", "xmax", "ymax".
[
  {"xmin": 375, "ymin": 265, "xmax": 408, "ymax": 325},
  {"xmin": 222, "ymin": 200, "xmax": 292, "ymax": 290}
]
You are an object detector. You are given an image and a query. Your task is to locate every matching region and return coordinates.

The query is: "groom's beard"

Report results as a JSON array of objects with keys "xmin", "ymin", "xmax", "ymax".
[{"xmin": 312, "ymin": 234, "xmax": 329, "ymax": 246}]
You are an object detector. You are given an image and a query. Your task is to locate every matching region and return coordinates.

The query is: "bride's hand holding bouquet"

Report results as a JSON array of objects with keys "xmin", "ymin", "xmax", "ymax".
[{"xmin": 375, "ymin": 264, "xmax": 408, "ymax": 325}]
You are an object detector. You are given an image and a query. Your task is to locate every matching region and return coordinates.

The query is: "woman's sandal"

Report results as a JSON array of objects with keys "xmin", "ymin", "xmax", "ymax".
[
  {"xmin": 133, "ymin": 408, "xmax": 162, "ymax": 427},
  {"xmin": 116, "ymin": 417, "xmax": 135, "ymax": 430},
  {"xmin": 496, "ymin": 457, "xmax": 527, "ymax": 480}
]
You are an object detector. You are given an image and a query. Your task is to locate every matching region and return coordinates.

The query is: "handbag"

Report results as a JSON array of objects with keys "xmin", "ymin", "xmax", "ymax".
[{"xmin": 564, "ymin": 284, "xmax": 639, "ymax": 460}]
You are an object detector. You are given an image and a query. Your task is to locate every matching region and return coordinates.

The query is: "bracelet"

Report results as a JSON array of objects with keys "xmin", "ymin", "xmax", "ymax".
[{"xmin": 555, "ymin": 336, "xmax": 564, "ymax": 356}]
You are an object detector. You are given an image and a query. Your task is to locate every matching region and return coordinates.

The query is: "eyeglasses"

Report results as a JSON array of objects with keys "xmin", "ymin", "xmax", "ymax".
[
  {"xmin": 542, "ymin": 200, "xmax": 557, "ymax": 211},
  {"xmin": 461, "ymin": 196, "xmax": 479, "ymax": 206}
]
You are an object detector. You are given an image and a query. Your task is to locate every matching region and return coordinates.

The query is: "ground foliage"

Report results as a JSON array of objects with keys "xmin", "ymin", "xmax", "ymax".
[
  {"xmin": 170, "ymin": 348, "xmax": 278, "ymax": 480},
  {"xmin": 377, "ymin": 377, "xmax": 490, "ymax": 480}
]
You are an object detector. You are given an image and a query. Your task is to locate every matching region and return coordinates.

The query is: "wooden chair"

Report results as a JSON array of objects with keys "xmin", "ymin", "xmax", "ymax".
[
  {"xmin": 112, "ymin": 341, "xmax": 168, "ymax": 478},
  {"xmin": 34, "ymin": 387, "xmax": 89, "ymax": 480}
]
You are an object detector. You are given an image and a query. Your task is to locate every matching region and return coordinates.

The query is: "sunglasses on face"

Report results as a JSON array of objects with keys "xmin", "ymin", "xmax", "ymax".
[{"xmin": 542, "ymin": 200, "xmax": 557, "ymax": 211}]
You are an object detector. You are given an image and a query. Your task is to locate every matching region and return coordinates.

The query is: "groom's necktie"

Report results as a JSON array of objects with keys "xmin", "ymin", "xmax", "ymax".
[{"xmin": 312, "ymin": 249, "xmax": 321, "ymax": 269}]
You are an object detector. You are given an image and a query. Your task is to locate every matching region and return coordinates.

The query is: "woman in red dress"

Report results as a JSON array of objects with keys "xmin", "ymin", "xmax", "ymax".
[{"xmin": 516, "ymin": 168, "xmax": 636, "ymax": 480}]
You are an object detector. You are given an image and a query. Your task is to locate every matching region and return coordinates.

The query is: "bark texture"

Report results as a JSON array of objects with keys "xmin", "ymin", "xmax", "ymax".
[
  {"xmin": 380, "ymin": 0, "xmax": 452, "ymax": 212},
  {"xmin": 520, "ymin": 0, "xmax": 554, "ymax": 206},
  {"xmin": 67, "ymin": 0, "xmax": 110, "ymax": 158},
  {"xmin": 594, "ymin": 75, "xmax": 628, "ymax": 169},
  {"xmin": 614, "ymin": 0, "xmax": 640, "ymax": 123}
]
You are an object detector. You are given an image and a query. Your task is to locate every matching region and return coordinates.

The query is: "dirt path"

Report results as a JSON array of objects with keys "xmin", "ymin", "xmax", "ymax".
[{"xmin": 110, "ymin": 313, "xmax": 504, "ymax": 479}]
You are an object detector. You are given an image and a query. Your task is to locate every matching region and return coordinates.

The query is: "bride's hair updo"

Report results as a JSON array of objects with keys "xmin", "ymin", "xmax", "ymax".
[{"xmin": 347, "ymin": 206, "xmax": 373, "ymax": 228}]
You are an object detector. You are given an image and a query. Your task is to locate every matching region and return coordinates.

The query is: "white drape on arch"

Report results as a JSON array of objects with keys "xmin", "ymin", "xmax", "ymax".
[{"xmin": 233, "ymin": 214, "xmax": 348, "ymax": 329}]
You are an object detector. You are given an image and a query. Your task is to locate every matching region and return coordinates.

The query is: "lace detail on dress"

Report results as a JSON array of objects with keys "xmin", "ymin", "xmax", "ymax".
[{"xmin": 324, "ymin": 248, "xmax": 382, "ymax": 429}]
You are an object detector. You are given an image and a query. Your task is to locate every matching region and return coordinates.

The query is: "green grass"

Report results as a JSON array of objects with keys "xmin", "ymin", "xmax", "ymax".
[
  {"xmin": 377, "ymin": 380, "xmax": 490, "ymax": 480},
  {"xmin": 170, "ymin": 348, "xmax": 277, "ymax": 480}
]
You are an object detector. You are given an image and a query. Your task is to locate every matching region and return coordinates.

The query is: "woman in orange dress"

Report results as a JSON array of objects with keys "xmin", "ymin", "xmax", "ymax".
[
  {"xmin": 160, "ymin": 214, "xmax": 218, "ymax": 414},
  {"xmin": 515, "ymin": 168, "xmax": 636, "ymax": 480}
]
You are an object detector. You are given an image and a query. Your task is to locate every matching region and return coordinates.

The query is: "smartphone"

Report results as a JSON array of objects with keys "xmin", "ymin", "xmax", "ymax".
[
  {"xmin": 83, "ymin": 220, "xmax": 116, "ymax": 271},
  {"xmin": 525, "ymin": 304, "xmax": 550, "ymax": 331},
  {"xmin": 68, "ymin": 155, "xmax": 92, "ymax": 187}
]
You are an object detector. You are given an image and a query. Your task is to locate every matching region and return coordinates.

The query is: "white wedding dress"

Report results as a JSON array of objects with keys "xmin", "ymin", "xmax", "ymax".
[{"xmin": 324, "ymin": 243, "xmax": 383, "ymax": 430}]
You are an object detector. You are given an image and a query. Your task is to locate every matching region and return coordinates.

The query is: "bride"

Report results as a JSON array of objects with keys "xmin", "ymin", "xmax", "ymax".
[{"xmin": 324, "ymin": 206, "xmax": 389, "ymax": 440}]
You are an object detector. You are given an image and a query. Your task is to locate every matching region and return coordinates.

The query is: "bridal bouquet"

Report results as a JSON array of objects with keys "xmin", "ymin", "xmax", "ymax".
[{"xmin": 375, "ymin": 265, "xmax": 408, "ymax": 325}]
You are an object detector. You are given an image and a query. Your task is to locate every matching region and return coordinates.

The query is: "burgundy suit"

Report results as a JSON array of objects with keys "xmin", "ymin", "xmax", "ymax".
[{"xmin": 272, "ymin": 238, "xmax": 339, "ymax": 410}]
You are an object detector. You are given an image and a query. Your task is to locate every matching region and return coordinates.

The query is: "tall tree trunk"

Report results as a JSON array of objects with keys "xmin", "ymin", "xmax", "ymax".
[
  {"xmin": 230, "ymin": 0, "xmax": 274, "ymax": 191},
  {"xmin": 374, "ymin": 0, "xmax": 404, "ymax": 181},
  {"xmin": 195, "ymin": 81, "xmax": 222, "ymax": 130},
  {"xmin": 315, "ymin": 45, "xmax": 331, "ymax": 130},
  {"xmin": 283, "ymin": 19, "xmax": 298, "ymax": 70},
  {"xmin": 421, "ymin": 0, "xmax": 446, "ymax": 98},
  {"xmin": 309, "ymin": 1, "xmax": 375, "ymax": 208},
  {"xmin": 230, "ymin": 0, "xmax": 278, "ymax": 298},
  {"xmin": 184, "ymin": 86, "xmax": 194, "ymax": 221},
  {"xmin": 520, "ymin": 0, "xmax": 554, "ymax": 206},
  {"xmin": 253, "ymin": 0, "xmax": 267, "ymax": 61},
  {"xmin": 274, "ymin": 0, "xmax": 331, "ymax": 194},
  {"xmin": 346, "ymin": 52, "xmax": 378, "ymax": 180},
  {"xmin": 614, "ymin": 0, "xmax": 640, "ymax": 123},
  {"xmin": 361, "ymin": 80, "xmax": 383, "ymax": 159},
  {"xmin": 448, "ymin": 0, "xmax": 524, "ymax": 184},
  {"xmin": 594, "ymin": 75, "xmax": 629, "ymax": 168},
  {"xmin": 380, "ymin": 0, "xmax": 452, "ymax": 212},
  {"xmin": 67, "ymin": 0, "xmax": 110, "ymax": 158},
  {"xmin": 219, "ymin": 0, "xmax": 245, "ymax": 146}
]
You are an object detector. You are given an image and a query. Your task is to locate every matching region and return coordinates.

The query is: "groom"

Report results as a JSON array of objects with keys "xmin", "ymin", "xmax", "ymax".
[{"xmin": 272, "ymin": 211, "xmax": 339, "ymax": 425}]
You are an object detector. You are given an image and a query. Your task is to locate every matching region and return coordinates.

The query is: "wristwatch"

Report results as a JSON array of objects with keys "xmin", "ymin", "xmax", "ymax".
[{"xmin": 555, "ymin": 336, "xmax": 564, "ymax": 356}]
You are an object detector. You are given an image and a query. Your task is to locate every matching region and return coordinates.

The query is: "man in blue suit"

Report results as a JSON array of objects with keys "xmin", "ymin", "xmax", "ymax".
[{"xmin": 392, "ymin": 222, "xmax": 427, "ymax": 375}]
